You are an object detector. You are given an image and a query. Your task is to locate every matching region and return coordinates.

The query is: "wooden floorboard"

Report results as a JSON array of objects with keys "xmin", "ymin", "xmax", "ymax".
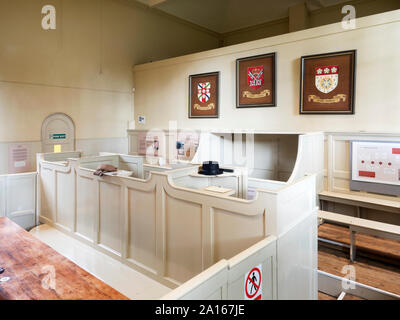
[
  {"xmin": 0, "ymin": 218, "xmax": 128, "ymax": 300},
  {"xmin": 319, "ymin": 222, "xmax": 400, "ymax": 263},
  {"xmin": 318, "ymin": 291, "xmax": 336, "ymax": 300},
  {"xmin": 318, "ymin": 245, "xmax": 400, "ymax": 296},
  {"xmin": 343, "ymin": 294, "xmax": 364, "ymax": 300}
]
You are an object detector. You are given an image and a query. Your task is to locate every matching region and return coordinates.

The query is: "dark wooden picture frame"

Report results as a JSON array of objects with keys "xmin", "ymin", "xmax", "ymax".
[
  {"xmin": 300, "ymin": 50, "xmax": 356, "ymax": 114},
  {"xmin": 236, "ymin": 52, "xmax": 276, "ymax": 108},
  {"xmin": 189, "ymin": 71, "xmax": 219, "ymax": 118}
]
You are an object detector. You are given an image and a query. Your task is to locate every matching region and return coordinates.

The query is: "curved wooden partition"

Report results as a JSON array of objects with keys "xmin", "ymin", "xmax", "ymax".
[
  {"xmin": 37, "ymin": 153, "xmax": 317, "ymax": 299},
  {"xmin": 288, "ymin": 132, "xmax": 324, "ymax": 191},
  {"xmin": 162, "ymin": 235, "xmax": 277, "ymax": 300}
]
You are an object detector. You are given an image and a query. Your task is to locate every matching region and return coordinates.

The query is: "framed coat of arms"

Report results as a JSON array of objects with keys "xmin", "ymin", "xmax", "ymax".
[
  {"xmin": 300, "ymin": 50, "xmax": 356, "ymax": 114},
  {"xmin": 189, "ymin": 72, "xmax": 219, "ymax": 118},
  {"xmin": 236, "ymin": 52, "xmax": 276, "ymax": 108}
]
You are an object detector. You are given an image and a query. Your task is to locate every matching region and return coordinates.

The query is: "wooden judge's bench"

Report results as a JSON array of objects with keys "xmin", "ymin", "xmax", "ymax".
[{"xmin": 0, "ymin": 218, "xmax": 128, "ymax": 300}]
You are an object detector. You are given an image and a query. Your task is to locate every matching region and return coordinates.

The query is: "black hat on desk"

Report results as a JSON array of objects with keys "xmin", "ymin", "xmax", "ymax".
[{"xmin": 198, "ymin": 161, "xmax": 224, "ymax": 176}]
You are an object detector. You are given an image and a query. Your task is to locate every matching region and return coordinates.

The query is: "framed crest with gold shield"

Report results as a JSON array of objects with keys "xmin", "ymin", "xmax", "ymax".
[
  {"xmin": 300, "ymin": 50, "xmax": 356, "ymax": 114},
  {"xmin": 189, "ymin": 72, "xmax": 219, "ymax": 118},
  {"xmin": 236, "ymin": 52, "xmax": 276, "ymax": 108}
]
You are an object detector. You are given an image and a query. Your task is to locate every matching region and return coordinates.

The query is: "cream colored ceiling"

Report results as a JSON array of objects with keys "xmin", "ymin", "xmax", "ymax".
[{"xmin": 136, "ymin": 0, "xmax": 350, "ymax": 33}]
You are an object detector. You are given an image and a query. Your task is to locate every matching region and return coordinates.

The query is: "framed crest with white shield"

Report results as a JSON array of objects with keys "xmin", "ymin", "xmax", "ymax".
[
  {"xmin": 189, "ymin": 72, "xmax": 219, "ymax": 118},
  {"xmin": 236, "ymin": 52, "xmax": 276, "ymax": 108},
  {"xmin": 300, "ymin": 50, "xmax": 356, "ymax": 114}
]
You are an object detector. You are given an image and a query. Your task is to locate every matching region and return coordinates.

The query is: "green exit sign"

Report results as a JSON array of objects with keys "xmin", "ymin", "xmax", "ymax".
[{"xmin": 49, "ymin": 133, "xmax": 66, "ymax": 140}]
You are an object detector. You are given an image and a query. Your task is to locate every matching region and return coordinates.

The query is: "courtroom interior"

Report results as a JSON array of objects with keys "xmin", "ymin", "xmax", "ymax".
[{"xmin": 0, "ymin": 0, "xmax": 400, "ymax": 301}]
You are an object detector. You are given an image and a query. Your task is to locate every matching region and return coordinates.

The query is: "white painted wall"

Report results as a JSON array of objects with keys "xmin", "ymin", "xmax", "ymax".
[
  {"xmin": 0, "ymin": 0, "xmax": 219, "ymax": 173},
  {"xmin": 133, "ymin": 10, "xmax": 400, "ymax": 133},
  {"xmin": 0, "ymin": 0, "xmax": 219, "ymax": 142}
]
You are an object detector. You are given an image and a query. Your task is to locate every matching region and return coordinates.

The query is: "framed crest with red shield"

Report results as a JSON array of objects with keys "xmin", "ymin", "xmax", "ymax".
[
  {"xmin": 189, "ymin": 72, "xmax": 219, "ymax": 118},
  {"xmin": 236, "ymin": 52, "xmax": 276, "ymax": 108},
  {"xmin": 300, "ymin": 50, "xmax": 356, "ymax": 114}
]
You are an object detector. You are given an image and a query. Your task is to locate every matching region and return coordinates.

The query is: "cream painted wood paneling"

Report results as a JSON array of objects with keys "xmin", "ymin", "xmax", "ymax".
[
  {"xmin": 162, "ymin": 260, "xmax": 229, "ymax": 300},
  {"xmin": 276, "ymin": 213, "xmax": 317, "ymax": 300},
  {"xmin": 278, "ymin": 172, "xmax": 317, "ymax": 234},
  {"xmin": 128, "ymin": 130, "xmax": 322, "ymax": 188},
  {"xmin": 80, "ymin": 155, "xmax": 119, "ymax": 170},
  {"xmin": 334, "ymin": 140, "xmax": 350, "ymax": 172},
  {"xmin": 120, "ymin": 155, "xmax": 144, "ymax": 178},
  {"xmin": 324, "ymin": 137, "xmax": 329, "ymax": 190},
  {"xmin": 226, "ymin": 236, "xmax": 277, "ymax": 300},
  {"xmin": 99, "ymin": 181, "xmax": 122, "ymax": 255},
  {"xmin": 76, "ymin": 175, "xmax": 97, "ymax": 241},
  {"xmin": 228, "ymin": 256, "xmax": 274, "ymax": 300},
  {"xmin": 172, "ymin": 175, "xmax": 242, "ymax": 197},
  {"xmin": 0, "ymin": 172, "xmax": 37, "ymax": 230},
  {"xmin": 134, "ymin": 11, "xmax": 400, "ymax": 133},
  {"xmin": 162, "ymin": 235, "xmax": 278, "ymax": 300},
  {"xmin": 56, "ymin": 170, "xmax": 75, "ymax": 232},
  {"xmin": 278, "ymin": 135, "xmax": 299, "ymax": 180},
  {"xmin": 40, "ymin": 167, "xmax": 55, "ymax": 222},
  {"xmin": 173, "ymin": 175, "xmax": 209, "ymax": 190},
  {"xmin": 128, "ymin": 187, "xmax": 157, "ymax": 271},
  {"xmin": 252, "ymin": 136, "xmax": 278, "ymax": 180},
  {"xmin": 213, "ymin": 210, "xmax": 265, "ymax": 262},
  {"xmin": 165, "ymin": 196, "xmax": 203, "ymax": 283},
  {"xmin": 37, "ymin": 152, "xmax": 317, "ymax": 296}
]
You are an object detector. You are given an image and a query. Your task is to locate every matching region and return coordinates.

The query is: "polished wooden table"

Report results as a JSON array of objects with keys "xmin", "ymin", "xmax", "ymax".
[{"xmin": 0, "ymin": 218, "xmax": 128, "ymax": 300}]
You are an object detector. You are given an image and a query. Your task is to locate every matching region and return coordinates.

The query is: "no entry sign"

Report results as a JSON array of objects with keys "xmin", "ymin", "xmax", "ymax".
[{"xmin": 244, "ymin": 264, "xmax": 262, "ymax": 300}]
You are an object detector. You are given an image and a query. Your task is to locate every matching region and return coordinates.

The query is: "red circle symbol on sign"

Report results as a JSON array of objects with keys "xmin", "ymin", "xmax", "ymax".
[{"xmin": 245, "ymin": 267, "xmax": 261, "ymax": 299}]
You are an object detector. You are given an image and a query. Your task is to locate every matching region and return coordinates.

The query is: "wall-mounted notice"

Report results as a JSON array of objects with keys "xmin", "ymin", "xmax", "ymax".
[
  {"xmin": 138, "ymin": 132, "xmax": 147, "ymax": 155},
  {"xmin": 351, "ymin": 141, "xmax": 400, "ymax": 196},
  {"xmin": 176, "ymin": 131, "xmax": 199, "ymax": 161},
  {"xmin": 146, "ymin": 136, "xmax": 159, "ymax": 157},
  {"xmin": 352, "ymin": 141, "xmax": 400, "ymax": 185},
  {"xmin": 8, "ymin": 145, "xmax": 30, "ymax": 174}
]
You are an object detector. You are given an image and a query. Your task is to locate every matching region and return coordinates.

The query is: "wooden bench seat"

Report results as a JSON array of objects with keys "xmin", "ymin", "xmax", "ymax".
[
  {"xmin": 319, "ymin": 210, "xmax": 400, "ymax": 238},
  {"xmin": 319, "ymin": 190, "xmax": 400, "ymax": 214},
  {"xmin": 319, "ymin": 223, "xmax": 400, "ymax": 263},
  {"xmin": 318, "ymin": 210, "xmax": 400, "ymax": 262}
]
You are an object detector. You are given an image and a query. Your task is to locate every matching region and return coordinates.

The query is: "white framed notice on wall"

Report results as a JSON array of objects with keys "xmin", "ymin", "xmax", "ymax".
[{"xmin": 350, "ymin": 140, "xmax": 400, "ymax": 196}]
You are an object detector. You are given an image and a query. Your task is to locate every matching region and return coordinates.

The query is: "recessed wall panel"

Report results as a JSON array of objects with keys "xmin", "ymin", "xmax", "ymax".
[
  {"xmin": 99, "ymin": 181, "xmax": 122, "ymax": 254},
  {"xmin": 334, "ymin": 140, "xmax": 350, "ymax": 172},
  {"xmin": 76, "ymin": 176, "xmax": 96, "ymax": 241},
  {"xmin": 40, "ymin": 168, "xmax": 54, "ymax": 221},
  {"xmin": 165, "ymin": 196, "xmax": 202, "ymax": 283},
  {"xmin": 128, "ymin": 188, "xmax": 156, "ymax": 270},
  {"xmin": 56, "ymin": 171, "xmax": 74, "ymax": 230},
  {"xmin": 213, "ymin": 209, "xmax": 264, "ymax": 261}
]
